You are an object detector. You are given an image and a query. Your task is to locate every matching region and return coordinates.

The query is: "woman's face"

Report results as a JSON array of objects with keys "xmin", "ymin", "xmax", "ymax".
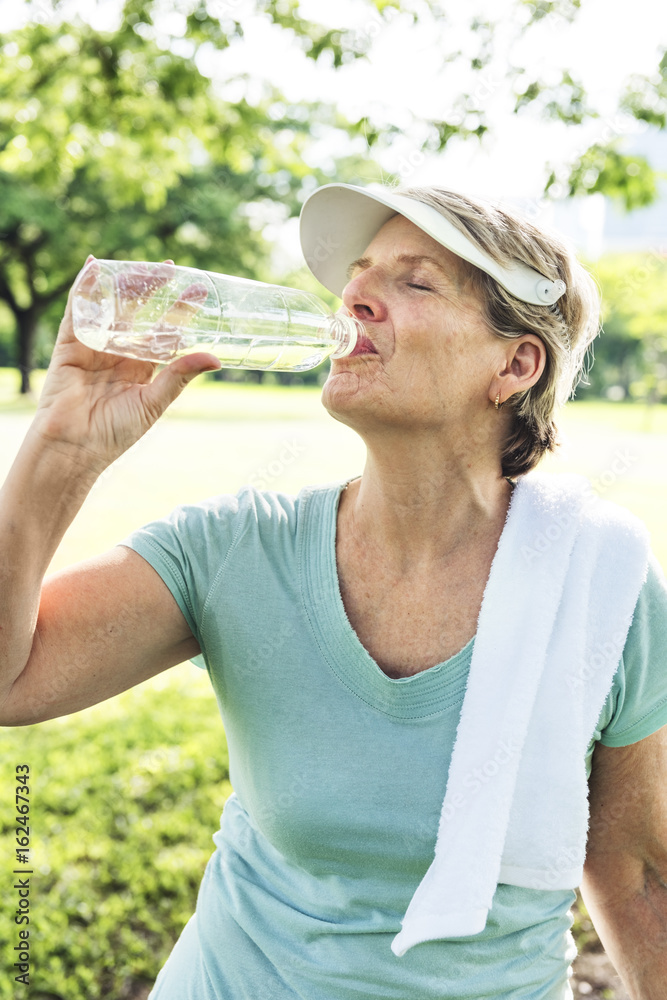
[{"xmin": 321, "ymin": 214, "xmax": 508, "ymax": 436}]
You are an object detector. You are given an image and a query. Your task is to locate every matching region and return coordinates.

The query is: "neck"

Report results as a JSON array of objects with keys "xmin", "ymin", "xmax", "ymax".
[{"xmin": 340, "ymin": 428, "xmax": 514, "ymax": 572}]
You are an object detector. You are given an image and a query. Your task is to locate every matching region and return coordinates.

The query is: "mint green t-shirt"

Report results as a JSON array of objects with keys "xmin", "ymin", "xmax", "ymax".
[{"xmin": 120, "ymin": 482, "xmax": 667, "ymax": 1000}]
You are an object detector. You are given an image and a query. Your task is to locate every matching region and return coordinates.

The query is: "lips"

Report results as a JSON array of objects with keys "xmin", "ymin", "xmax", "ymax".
[{"xmin": 348, "ymin": 333, "xmax": 379, "ymax": 357}]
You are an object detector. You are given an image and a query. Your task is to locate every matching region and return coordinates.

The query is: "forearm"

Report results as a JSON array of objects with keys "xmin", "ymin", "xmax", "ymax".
[
  {"xmin": 0, "ymin": 423, "xmax": 103, "ymax": 700},
  {"xmin": 581, "ymin": 860, "xmax": 667, "ymax": 999}
]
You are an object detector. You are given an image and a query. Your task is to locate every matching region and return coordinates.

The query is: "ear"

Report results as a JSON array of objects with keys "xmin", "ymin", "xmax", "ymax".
[{"xmin": 490, "ymin": 335, "xmax": 546, "ymax": 406}]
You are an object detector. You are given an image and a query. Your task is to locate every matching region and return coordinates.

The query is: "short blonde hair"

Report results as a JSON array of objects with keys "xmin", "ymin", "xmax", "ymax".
[{"xmin": 400, "ymin": 186, "xmax": 601, "ymax": 478}]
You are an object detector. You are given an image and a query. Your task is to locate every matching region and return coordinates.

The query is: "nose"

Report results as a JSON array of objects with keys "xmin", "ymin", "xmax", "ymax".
[{"xmin": 341, "ymin": 269, "xmax": 388, "ymax": 324}]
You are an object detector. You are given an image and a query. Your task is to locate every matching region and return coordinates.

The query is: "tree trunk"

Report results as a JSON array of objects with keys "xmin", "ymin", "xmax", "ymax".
[{"xmin": 16, "ymin": 307, "xmax": 39, "ymax": 395}]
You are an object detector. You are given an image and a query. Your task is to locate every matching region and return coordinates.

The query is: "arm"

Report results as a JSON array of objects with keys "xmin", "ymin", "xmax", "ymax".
[
  {"xmin": 581, "ymin": 726, "xmax": 667, "ymax": 999},
  {"xmin": 0, "ymin": 258, "xmax": 219, "ymax": 726}
]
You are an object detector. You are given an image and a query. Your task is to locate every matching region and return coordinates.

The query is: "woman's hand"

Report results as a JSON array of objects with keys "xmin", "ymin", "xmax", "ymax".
[{"xmin": 33, "ymin": 256, "xmax": 221, "ymax": 471}]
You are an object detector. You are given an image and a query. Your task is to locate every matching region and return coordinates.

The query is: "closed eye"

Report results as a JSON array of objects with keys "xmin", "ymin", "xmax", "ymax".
[{"xmin": 407, "ymin": 283, "xmax": 433, "ymax": 291}]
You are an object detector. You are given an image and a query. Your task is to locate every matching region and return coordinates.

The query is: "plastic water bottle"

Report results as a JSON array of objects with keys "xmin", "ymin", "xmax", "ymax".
[{"xmin": 71, "ymin": 259, "xmax": 362, "ymax": 371}]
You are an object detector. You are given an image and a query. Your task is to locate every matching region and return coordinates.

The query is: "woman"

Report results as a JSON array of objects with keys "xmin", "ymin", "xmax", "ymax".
[{"xmin": 1, "ymin": 182, "xmax": 666, "ymax": 1000}]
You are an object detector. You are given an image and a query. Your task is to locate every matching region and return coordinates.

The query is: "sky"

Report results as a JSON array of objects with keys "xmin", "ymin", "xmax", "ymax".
[
  {"xmin": 196, "ymin": 0, "xmax": 667, "ymax": 259},
  {"xmin": 197, "ymin": 0, "xmax": 667, "ymax": 199},
  {"xmin": 2, "ymin": 0, "xmax": 666, "ymax": 260},
  {"xmin": 3, "ymin": 0, "xmax": 666, "ymax": 198}
]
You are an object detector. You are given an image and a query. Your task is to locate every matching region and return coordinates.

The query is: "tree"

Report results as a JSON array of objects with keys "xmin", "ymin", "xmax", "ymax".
[
  {"xmin": 0, "ymin": 1, "xmax": 381, "ymax": 391},
  {"xmin": 586, "ymin": 253, "xmax": 667, "ymax": 403},
  {"xmin": 1, "ymin": 0, "xmax": 665, "ymax": 392}
]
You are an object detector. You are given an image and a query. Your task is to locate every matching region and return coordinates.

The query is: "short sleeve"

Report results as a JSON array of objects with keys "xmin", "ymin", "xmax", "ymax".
[
  {"xmin": 117, "ymin": 492, "xmax": 245, "ymax": 667},
  {"xmin": 598, "ymin": 553, "xmax": 667, "ymax": 747}
]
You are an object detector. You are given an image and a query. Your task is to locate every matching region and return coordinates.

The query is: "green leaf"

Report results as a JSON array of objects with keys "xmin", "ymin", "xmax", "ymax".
[{"xmin": 559, "ymin": 144, "xmax": 660, "ymax": 211}]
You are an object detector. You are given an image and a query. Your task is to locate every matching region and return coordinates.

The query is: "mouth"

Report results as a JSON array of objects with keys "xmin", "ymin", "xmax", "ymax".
[{"xmin": 347, "ymin": 333, "xmax": 379, "ymax": 358}]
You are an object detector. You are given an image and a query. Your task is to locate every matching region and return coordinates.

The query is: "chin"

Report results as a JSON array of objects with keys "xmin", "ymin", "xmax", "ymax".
[
  {"xmin": 321, "ymin": 368, "xmax": 363, "ymax": 418},
  {"xmin": 322, "ymin": 363, "xmax": 364, "ymax": 392},
  {"xmin": 322, "ymin": 349, "xmax": 389, "ymax": 413},
  {"xmin": 322, "ymin": 369, "xmax": 387, "ymax": 435}
]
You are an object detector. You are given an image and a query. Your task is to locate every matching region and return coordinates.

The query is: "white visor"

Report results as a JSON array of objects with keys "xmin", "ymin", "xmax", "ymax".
[{"xmin": 299, "ymin": 183, "xmax": 566, "ymax": 307}]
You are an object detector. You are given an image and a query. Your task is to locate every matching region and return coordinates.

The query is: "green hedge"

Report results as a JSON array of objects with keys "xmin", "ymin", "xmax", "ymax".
[{"xmin": 0, "ymin": 668, "xmax": 229, "ymax": 999}]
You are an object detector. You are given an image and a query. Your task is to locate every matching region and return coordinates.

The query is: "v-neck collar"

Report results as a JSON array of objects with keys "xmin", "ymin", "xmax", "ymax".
[{"xmin": 297, "ymin": 481, "xmax": 474, "ymax": 720}]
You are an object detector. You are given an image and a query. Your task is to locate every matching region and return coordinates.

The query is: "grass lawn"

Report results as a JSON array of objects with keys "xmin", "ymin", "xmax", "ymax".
[
  {"xmin": 1, "ymin": 368, "xmax": 666, "ymax": 568},
  {"xmin": 0, "ymin": 370, "xmax": 664, "ymax": 998}
]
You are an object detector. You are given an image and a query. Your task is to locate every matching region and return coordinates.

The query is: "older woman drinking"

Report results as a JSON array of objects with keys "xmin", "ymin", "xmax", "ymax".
[{"xmin": 1, "ymin": 182, "xmax": 666, "ymax": 1000}]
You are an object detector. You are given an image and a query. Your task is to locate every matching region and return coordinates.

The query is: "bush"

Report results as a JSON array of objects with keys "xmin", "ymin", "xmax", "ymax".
[{"xmin": 0, "ymin": 668, "xmax": 229, "ymax": 1000}]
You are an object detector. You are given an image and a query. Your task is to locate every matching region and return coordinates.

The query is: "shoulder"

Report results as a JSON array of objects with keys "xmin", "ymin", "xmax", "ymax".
[
  {"xmin": 518, "ymin": 470, "xmax": 650, "ymax": 547},
  {"xmin": 598, "ymin": 554, "xmax": 667, "ymax": 747},
  {"xmin": 136, "ymin": 480, "xmax": 343, "ymax": 549},
  {"xmin": 235, "ymin": 480, "xmax": 343, "ymax": 531},
  {"xmin": 622, "ymin": 554, "xmax": 667, "ymax": 682},
  {"xmin": 118, "ymin": 481, "xmax": 343, "ymax": 617}
]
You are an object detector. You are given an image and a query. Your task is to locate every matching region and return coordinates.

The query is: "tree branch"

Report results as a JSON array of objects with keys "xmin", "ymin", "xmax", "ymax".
[
  {"xmin": 42, "ymin": 274, "xmax": 81, "ymax": 306},
  {"xmin": 0, "ymin": 271, "xmax": 19, "ymax": 314}
]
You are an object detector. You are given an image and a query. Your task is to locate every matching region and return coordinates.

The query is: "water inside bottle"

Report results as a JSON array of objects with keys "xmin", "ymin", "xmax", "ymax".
[
  {"xmin": 77, "ymin": 309, "xmax": 334, "ymax": 370},
  {"xmin": 72, "ymin": 262, "xmax": 357, "ymax": 371}
]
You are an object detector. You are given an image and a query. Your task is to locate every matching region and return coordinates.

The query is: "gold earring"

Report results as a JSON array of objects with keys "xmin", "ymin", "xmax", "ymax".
[{"xmin": 495, "ymin": 392, "xmax": 500, "ymax": 410}]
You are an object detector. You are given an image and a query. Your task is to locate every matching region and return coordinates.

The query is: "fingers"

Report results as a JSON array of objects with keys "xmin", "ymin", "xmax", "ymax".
[
  {"xmin": 71, "ymin": 257, "xmax": 99, "ymax": 297},
  {"xmin": 56, "ymin": 256, "xmax": 101, "ymax": 348},
  {"xmin": 60, "ymin": 257, "xmax": 207, "ymax": 361},
  {"xmin": 159, "ymin": 283, "xmax": 208, "ymax": 330},
  {"xmin": 116, "ymin": 262, "xmax": 175, "ymax": 301},
  {"xmin": 141, "ymin": 353, "xmax": 221, "ymax": 414},
  {"xmin": 178, "ymin": 282, "xmax": 208, "ymax": 303}
]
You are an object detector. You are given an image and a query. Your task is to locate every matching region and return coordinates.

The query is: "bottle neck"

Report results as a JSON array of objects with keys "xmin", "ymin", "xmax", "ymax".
[{"xmin": 329, "ymin": 313, "xmax": 364, "ymax": 358}]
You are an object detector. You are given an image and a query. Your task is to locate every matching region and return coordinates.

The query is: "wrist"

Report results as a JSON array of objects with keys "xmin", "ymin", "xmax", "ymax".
[
  {"xmin": 26, "ymin": 418, "xmax": 110, "ymax": 485},
  {"xmin": 2, "ymin": 426, "xmax": 105, "ymax": 532}
]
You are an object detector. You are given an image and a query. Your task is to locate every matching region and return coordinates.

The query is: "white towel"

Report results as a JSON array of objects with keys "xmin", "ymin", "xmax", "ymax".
[{"xmin": 391, "ymin": 471, "xmax": 650, "ymax": 956}]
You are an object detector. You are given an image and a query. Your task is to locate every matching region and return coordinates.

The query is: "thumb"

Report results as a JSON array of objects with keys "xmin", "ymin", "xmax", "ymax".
[{"xmin": 142, "ymin": 353, "xmax": 222, "ymax": 414}]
